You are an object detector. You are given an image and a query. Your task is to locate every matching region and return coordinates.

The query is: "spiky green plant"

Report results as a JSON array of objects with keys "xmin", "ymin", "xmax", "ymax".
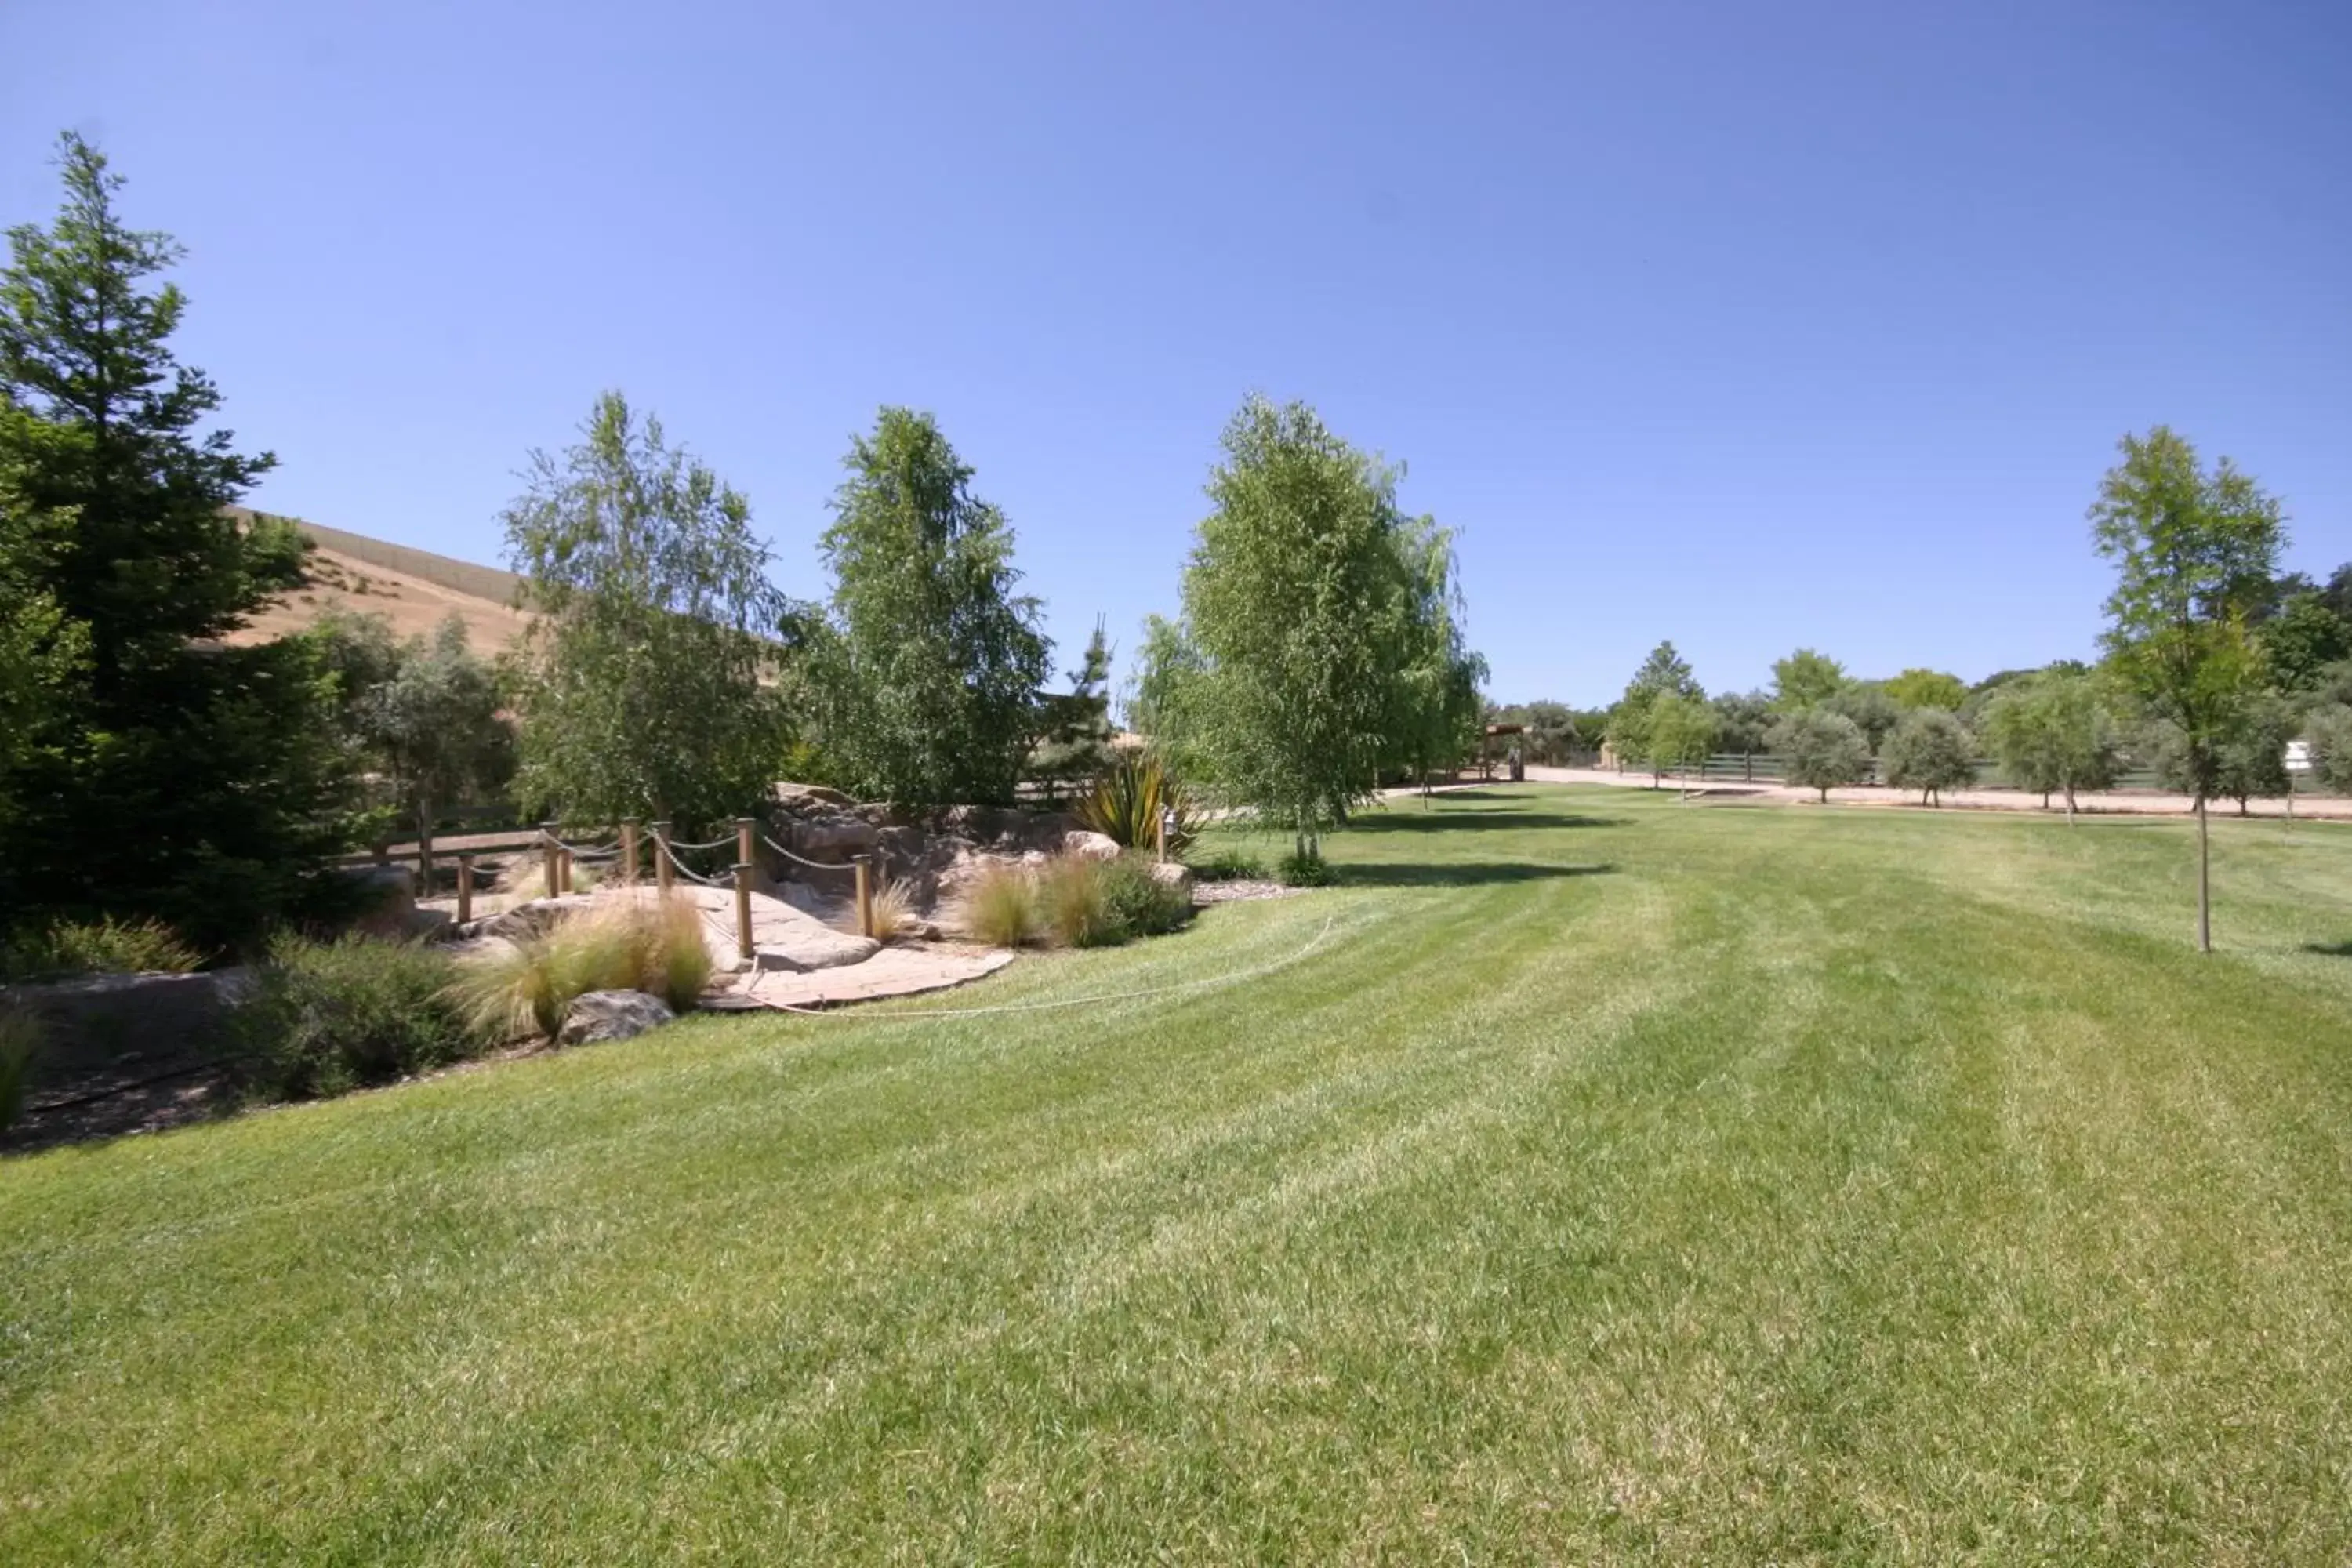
[{"xmin": 1074, "ymin": 756, "xmax": 1200, "ymax": 855}]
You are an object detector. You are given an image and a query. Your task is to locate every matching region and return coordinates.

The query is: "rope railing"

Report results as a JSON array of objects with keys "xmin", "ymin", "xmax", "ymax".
[
  {"xmin": 760, "ymin": 833, "xmax": 860, "ymax": 875},
  {"xmin": 656, "ymin": 837, "xmax": 731, "ymax": 888}
]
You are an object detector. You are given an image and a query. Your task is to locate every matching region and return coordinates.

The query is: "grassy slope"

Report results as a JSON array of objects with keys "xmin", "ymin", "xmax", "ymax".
[{"xmin": 5, "ymin": 787, "xmax": 2352, "ymax": 1563}]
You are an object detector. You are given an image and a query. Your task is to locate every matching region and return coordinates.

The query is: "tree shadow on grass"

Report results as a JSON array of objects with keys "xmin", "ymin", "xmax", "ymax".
[
  {"xmin": 2301, "ymin": 940, "xmax": 2352, "ymax": 957},
  {"xmin": 1335, "ymin": 861, "xmax": 1617, "ymax": 888},
  {"xmin": 1344, "ymin": 811, "xmax": 1627, "ymax": 834}
]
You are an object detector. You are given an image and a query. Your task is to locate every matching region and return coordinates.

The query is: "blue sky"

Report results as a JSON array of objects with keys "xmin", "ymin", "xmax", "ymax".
[{"xmin": 4, "ymin": 1, "xmax": 2346, "ymax": 704}]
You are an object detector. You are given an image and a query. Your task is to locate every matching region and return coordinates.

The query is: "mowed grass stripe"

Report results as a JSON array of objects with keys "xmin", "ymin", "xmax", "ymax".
[{"xmin": 6, "ymin": 786, "xmax": 2352, "ymax": 1562}]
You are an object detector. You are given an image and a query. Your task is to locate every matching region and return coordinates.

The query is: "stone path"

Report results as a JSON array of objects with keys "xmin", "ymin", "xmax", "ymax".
[{"xmin": 705, "ymin": 943, "xmax": 1015, "ymax": 1011}]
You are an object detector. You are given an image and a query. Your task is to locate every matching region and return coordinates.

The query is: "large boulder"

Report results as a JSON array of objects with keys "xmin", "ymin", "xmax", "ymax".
[
  {"xmin": 795, "ymin": 817, "xmax": 879, "ymax": 855},
  {"xmin": 560, "ymin": 990, "xmax": 673, "ymax": 1046},
  {"xmin": 1148, "ymin": 859, "xmax": 1196, "ymax": 898},
  {"xmin": 1064, "ymin": 829, "xmax": 1122, "ymax": 862}
]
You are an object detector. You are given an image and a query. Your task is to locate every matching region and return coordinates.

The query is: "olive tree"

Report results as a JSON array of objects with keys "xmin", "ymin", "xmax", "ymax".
[
  {"xmin": 2305, "ymin": 704, "xmax": 2352, "ymax": 794},
  {"xmin": 2090, "ymin": 426, "xmax": 2284, "ymax": 951},
  {"xmin": 1880, "ymin": 709, "xmax": 1976, "ymax": 807},
  {"xmin": 1980, "ymin": 672, "xmax": 2119, "ymax": 821},
  {"xmin": 1770, "ymin": 710, "xmax": 1871, "ymax": 803},
  {"xmin": 355, "ymin": 615, "xmax": 513, "ymax": 877},
  {"xmin": 503, "ymin": 391, "xmax": 793, "ymax": 830}
]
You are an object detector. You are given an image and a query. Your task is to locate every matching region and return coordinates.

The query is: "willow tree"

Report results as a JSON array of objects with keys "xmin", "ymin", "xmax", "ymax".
[
  {"xmin": 503, "ymin": 392, "xmax": 791, "ymax": 829},
  {"xmin": 1165, "ymin": 397, "xmax": 1439, "ymax": 865},
  {"xmin": 2089, "ymin": 426, "xmax": 2283, "ymax": 952}
]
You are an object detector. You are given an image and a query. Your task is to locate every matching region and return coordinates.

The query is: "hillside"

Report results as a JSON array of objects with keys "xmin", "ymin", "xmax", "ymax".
[{"xmin": 223, "ymin": 509, "xmax": 532, "ymax": 652}]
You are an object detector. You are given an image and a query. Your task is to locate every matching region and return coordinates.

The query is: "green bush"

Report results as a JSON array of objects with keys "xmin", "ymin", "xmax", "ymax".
[
  {"xmin": 1277, "ymin": 847, "xmax": 1333, "ymax": 887},
  {"xmin": 1, "ymin": 916, "xmax": 202, "ymax": 982},
  {"xmin": 1096, "ymin": 855, "xmax": 1192, "ymax": 940},
  {"xmin": 1188, "ymin": 846, "xmax": 1266, "ymax": 882},
  {"xmin": 235, "ymin": 934, "xmax": 488, "ymax": 1100},
  {"xmin": 0, "ymin": 1006, "xmax": 40, "ymax": 1142}
]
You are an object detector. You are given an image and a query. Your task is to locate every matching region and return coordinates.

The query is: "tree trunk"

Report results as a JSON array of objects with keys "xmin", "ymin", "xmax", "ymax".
[
  {"xmin": 1819, "ymin": 786, "xmax": 1829, "ymax": 804},
  {"xmin": 2195, "ymin": 793, "xmax": 2212, "ymax": 953}
]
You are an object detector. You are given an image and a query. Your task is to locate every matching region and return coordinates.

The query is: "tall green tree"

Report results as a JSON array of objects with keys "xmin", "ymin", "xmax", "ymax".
[
  {"xmin": 812, "ymin": 407, "xmax": 1051, "ymax": 806},
  {"xmin": 1770, "ymin": 648, "xmax": 1847, "ymax": 710},
  {"xmin": 2256, "ymin": 592, "xmax": 2349, "ymax": 693},
  {"xmin": 2089, "ymin": 425, "xmax": 2284, "ymax": 951},
  {"xmin": 1606, "ymin": 641, "xmax": 1703, "ymax": 779},
  {"xmin": 1026, "ymin": 619, "xmax": 1117, "ymax": 802},
  {"xmin": 1822, "ymin": 681, "xmax": 1904, "ymax": 752},
  {"xmin": 1387, "ymin": 516, "xmax": 1488, "ymax": 793},
  {"xmin": 1156, "ymin": 396, "xmax": 1437, "ymax": 860},
  {"xmin": 1883, "ymin": 668, "xmax": 1968, "ymax": 710},
  {"xmin": 1709, "ymin": 690, "xmax": 1774, "ymax": 757},
  {"xmin": 0, "ymin": 133, "xmax": 349, "ymax": 945},
  {"xmin": 503, "ymin": 391, "xmax": 792, "ymax": 829}
]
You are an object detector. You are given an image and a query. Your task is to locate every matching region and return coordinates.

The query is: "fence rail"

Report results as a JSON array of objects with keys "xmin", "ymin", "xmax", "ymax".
[{"xmin": 1605, "ymin": 753, "xmax": 2325, "ymax": 795}]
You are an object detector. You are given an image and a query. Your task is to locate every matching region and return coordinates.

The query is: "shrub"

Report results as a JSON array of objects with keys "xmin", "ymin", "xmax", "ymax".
[
  {"xmin": 1074, "ymin": 755, "xmax": 1200, "ymax": 854},
  {"xmin": 1096, "ymin": 854, "xmax": 1192, "ymax": 940},
  {"xmin": 1, "ymin": 916, "xmax": 202, "ymax": 982},
  {"xmin": 0, "ymin": 1006, "xmax": 40, "ymax": 1141},
  {"xmin": 1188, "ymin": 845, "xmax": 1266, "ymax": 882},
  {"xmin": 1277, "ymin": 846, "xmax": 1334, "ymax": 887},
  {"xmin": 235, "ymin": 934, "xmax": 487, "ymax": 1100},
  {"xmin": 961, "ymin": 862, "xmax": 1039, "ymax": 947}
]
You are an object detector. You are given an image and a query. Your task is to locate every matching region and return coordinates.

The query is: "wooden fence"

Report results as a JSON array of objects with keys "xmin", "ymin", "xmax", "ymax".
[{"xmin": 339, "ymin": 815, "xmax": 884, "ymax": 956}]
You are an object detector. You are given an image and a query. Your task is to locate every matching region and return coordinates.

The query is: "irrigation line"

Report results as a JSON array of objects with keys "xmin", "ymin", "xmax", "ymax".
[{"xmin": 775, "ymin": 910, "xmax": 1346, "ymax": 1020}]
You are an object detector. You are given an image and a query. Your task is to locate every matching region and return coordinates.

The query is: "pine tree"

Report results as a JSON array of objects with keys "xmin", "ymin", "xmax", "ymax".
[{"xmin": 0, "ymin": 135, "xmax": 349, "ymax": 945}]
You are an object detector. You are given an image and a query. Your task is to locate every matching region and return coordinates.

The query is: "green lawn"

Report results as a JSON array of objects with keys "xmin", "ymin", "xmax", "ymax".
[{"xmin": 8, "ymin": 786, "xmax": 2352, "ymax": 1563}]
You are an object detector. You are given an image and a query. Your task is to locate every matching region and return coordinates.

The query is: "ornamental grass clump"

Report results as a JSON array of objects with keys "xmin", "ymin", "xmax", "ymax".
[
  {"xmin": 0, "ymin": 916, "xmax": 202, "ymax": 982},
  {"xmin": 450, "ymin": 895, "xmax": 713, "ymax": 1044},
  {"xmin": 962, "ymin": 862, "xmax": 1040, "ymax": 948}
]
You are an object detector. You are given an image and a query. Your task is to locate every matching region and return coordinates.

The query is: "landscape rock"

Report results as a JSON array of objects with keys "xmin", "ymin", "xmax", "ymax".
[
  {"xmin": 774, "ymin": 781, "xmax": 855, "ymax": 809},
  {"xmin": 1147, "ymin": 860, "xmax": 1196, "ymax": 898},
  {"xmin": 559, "ymin": 989, "xmax": 673, "ymax": 1046},
  {"xmin": 341, "ymin": 865, "xmax": 418, "ymax": 937},
  {"xmin": 1065, "ymin": 830, "xmax": 1122, "ymax": 862}
]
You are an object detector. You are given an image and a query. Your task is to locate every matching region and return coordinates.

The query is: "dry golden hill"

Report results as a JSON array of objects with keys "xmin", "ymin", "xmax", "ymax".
[{"xmin": 223, "ymin": 509, "xmax": 532, "ymax": 653}]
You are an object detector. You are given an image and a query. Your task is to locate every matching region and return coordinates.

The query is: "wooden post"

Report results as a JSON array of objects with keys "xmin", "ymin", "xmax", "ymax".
[
  {"xmin": 456, "ymin": 853, "xmax": 475, "ymax": 925},
  {"xmin": 736, "ymin": 816, "xmax": 757, "ymax": 878},
  {"xmin": 621, "ymin": 818, "xmax": 640, "ymax": 886},
  {"xmin": 854, "ymin": 855, "xmax": 875, "ymax": 939},
  {"xmin": 733, "ymin": 862, "xmax": 755, "ymax": 962},
  {"xmin": 653, "ymin": 821, "xmax": 673, "ymax": 895},
  {"xmin": 540, "ymin": 822, "xmax": 560, "ymax": 900},
  {"xmin": 1155, "ymin": 808, "xmax": 1167, "ymax": 864}
]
